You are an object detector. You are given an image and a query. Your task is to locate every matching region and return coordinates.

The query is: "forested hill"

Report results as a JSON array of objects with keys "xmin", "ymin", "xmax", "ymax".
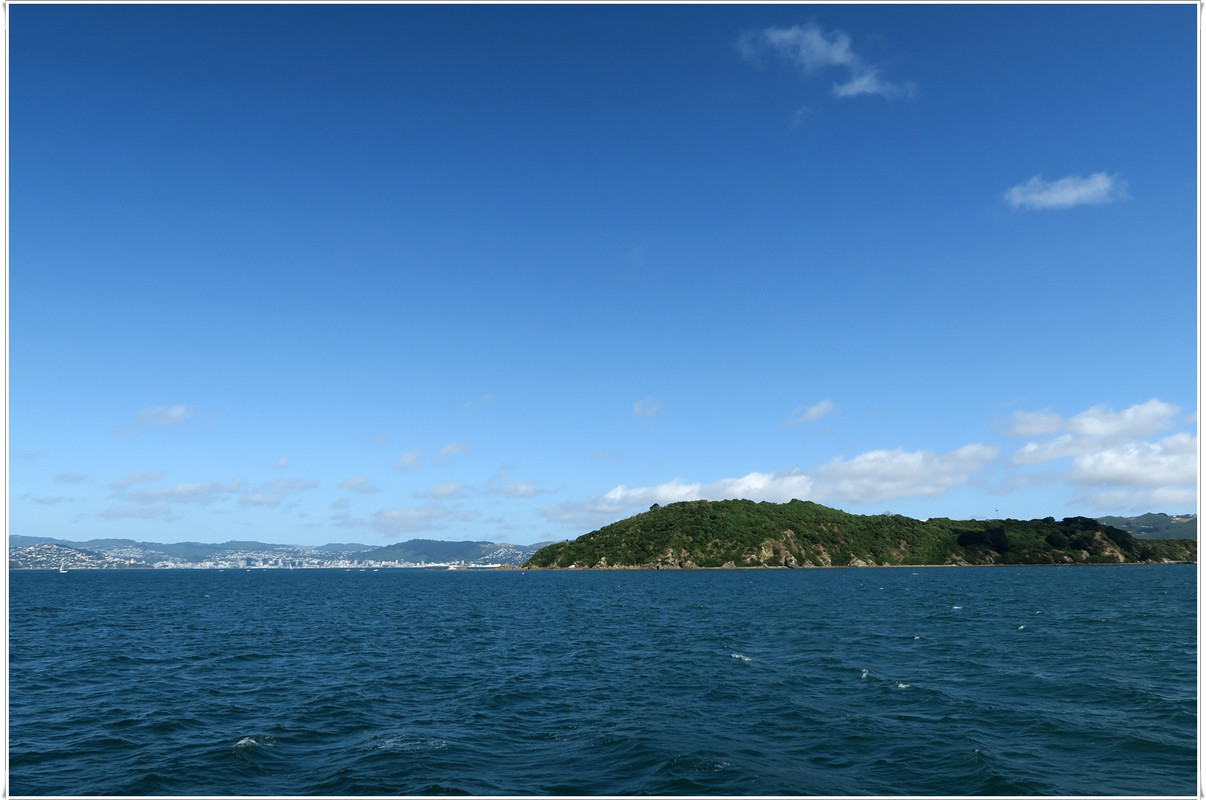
[{"xmin": 522, "ymin": 500, "xmax": 1197, "ymax": 569}]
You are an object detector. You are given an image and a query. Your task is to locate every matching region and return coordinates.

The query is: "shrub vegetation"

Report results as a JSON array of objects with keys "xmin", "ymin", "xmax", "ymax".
[{"xmin": 522, "ymin": 500, "xmax": 1197, "ymax": 569}]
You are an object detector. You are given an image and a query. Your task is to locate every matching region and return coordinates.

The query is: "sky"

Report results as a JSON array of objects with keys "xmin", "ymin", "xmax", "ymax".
[{"xmin": 9, "ymin": 3, "xmax": 1199, "ymax": 547}]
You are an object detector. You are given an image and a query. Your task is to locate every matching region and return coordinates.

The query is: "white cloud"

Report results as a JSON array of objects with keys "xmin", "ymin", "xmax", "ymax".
[
  {"xmin": 790, "ymin": 105, "xmax": 814, "ymax": 128},
  {"xmin": 486, "ymin": 474, "xmax": 550, "ymax": 499},
  {"xmin": 1008, "ymin": 399, "xmax": 1196, "ymax": 513},
  {"xmin": 239, "ymin": 479, "xmax": 318, "ymax": 508},
  {"xmin": 416, "ymin": 481, "xmax": 468, "ymax": 499},
  {"xmin": 741, "ymin": 23, "xmax": 856, "ymax": 71},
  {"xmin": 1067, "ymin": 433, "xmax": 1196, "ymax": 488},
  {"xmin": 599, "ymin": 478, "xmax": 706, "ymax": 508},
  {"xmin": 127, "ymin": 480, "xmax": 242, "ymax": 506},
  {"xmin": 782, "ymin": 399, "xmax": 836, "ymax": 426},
  {"xmin": 1011, "ymin": 398, "xmax": 1183, "ymax": 464},
  {"xmin": 100, "ymin": 505, "xmax": 171, "ymax": 520},
  {"xmin": 1013, "ymin": 434, "xmax": 1082, "ymax": 465},
  {"xmin": 1005, "ymin": 409, "xmax": 1064, "ymax": 437},
  {"xmin": 542, "ymin": 478, "xmax": 707, "ymax": 526},
  {"xmin": 833, "ymin": 67, "xmax": 913, "ymax": 100},
  {"xmin": 112, "ymin": 470, "xmax": 166, "ymax": 489},
  {"xmin": 1003, "ymin": 172, "xmax": 1129, "ymax": 210},
  {"xmin": 114, "ymin": 405, "xmax": 196, "ymax": 435},
  {"xmin": 339, "ymin": 476, "xmax": 381, "ymax": 494},
  {"xmin": 1066, "ymin": 398, "xmax": 1179, "ymax": 439},
  {"xmin": 358, "ymin": 504, "xmax": 452, "ymax": 537},
  {"xmin": 812, "ymin": 444, "xmax": 999, "ymax": 503},
  {"xmin": 276, "ymin": 457, "xmax": 289, "ymax": 468},
  {"xmin": 330, "ymin": 497, "xmax": 350, "ymax": 510},
  {"xmin": 502, "ymin": 481, "xmax": 547, "ymax": 499},
  {"xmin": 739, "ymin": 23, "xmax": 912, "ymax": 102},
  {"xmin": 394, "ymin": 448, "xmax": 423, "ymax": 471},
  {"xmin": 435, "ymin": 442, "xmax": 471, "ymax": 464},
  {"xmin": 544, "ymin": 443, "xmax": 996, "ymax": 527},
  {"xmin": 25, "ymin": 494, "xmax": 67, "ymax": 505},
  {"xmin": 634, "ymin": 397, "xmax": 663, "ymax": 417},
  {"xmin": 54, "ymin": 472, "xmax": 87, "ymax": 484}
]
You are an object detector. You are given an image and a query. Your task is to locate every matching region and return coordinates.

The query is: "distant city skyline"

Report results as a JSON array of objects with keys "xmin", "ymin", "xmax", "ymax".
[{"xmin": 10, "ymin": 3, "xmax": 1197, "ymax": 546}]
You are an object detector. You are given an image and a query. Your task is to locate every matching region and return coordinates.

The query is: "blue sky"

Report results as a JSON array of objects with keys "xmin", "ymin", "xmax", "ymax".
[{"xmin": 10, "ymin": 3, "xmax": 1198, "ymax": 546}]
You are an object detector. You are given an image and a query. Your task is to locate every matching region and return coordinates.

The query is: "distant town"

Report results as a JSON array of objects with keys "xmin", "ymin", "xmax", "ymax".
[{"xmin": 8, "ymin": 535, "xmax": 546, "ymax": 571}]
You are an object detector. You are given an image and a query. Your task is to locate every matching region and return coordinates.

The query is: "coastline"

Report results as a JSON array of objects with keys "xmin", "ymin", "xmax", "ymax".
[{"xmin": 522, "ymin": 560, "xmax": 1195, "ymax": 571}]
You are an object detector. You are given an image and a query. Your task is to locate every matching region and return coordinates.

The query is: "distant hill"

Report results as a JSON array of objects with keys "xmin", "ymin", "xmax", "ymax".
[
  {"xmin": 524, "ymin": 500, "xmax": 1197, "ymax": 569},
  {"xmin": 9, "ymin": 534, "xmax": 543, "ymax": 569},
  {"xmin": 370, "ymin": 539, "xmax": 537, "ymax": 565},
  {"xmin": 310, "ymin": 542, "xmax": 374, "ymax": 552},
  {"xmin": 8, "ymin": 542, "xmax": 153, "ymax": 571},
  {"xmin": 1096, "ymin": 513, "xmax": 1197, "ymax": 540}
]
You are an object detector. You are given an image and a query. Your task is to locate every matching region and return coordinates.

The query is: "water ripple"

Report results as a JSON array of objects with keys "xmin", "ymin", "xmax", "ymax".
[{"xmin": 8, "ymin": 565, "xmax": 1196, "ymax": 795}]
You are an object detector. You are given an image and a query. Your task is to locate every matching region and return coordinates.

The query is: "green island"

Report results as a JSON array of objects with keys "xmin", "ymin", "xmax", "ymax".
[{"xmin": 522, "ymin": 500, "xmax": 1197, "ymax": 569}]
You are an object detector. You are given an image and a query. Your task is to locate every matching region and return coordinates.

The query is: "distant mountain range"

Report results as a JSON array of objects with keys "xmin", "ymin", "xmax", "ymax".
[
  {"xmin": 1096, "ymin": 513, "xmax": 1197, "ymax": 540},
  {"xmin": 8, "ymin": 534, "xmax": 550, "ymax": 570}
]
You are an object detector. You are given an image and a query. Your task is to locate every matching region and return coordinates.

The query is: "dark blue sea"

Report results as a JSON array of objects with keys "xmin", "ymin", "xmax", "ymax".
[{"xmin": 7, "ymin": 565, "xmax": 1198, "ymax": 796}]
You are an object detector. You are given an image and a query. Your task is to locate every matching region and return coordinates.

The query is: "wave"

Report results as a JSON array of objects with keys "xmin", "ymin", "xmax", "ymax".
[
  {"xmin": 367, "ymin": 733, "xmax": 447, "ymax": 752},
  {"xmin": 233, "ymin": 735, "xmax": 277, "ymax": 753},
  {"xmin": 7, "ymin": 566, "xmax": 1196, "ymax": 796}
]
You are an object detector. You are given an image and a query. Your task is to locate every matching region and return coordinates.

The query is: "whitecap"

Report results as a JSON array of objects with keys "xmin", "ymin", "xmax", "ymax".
[
  {"xmin": 952, "ymin": 606, "xmax": 962, "ymax": 609},
  {"xmin": 235, "ymin": 736, "xmax": 273, "ymax": 749},
  {"xmin": 860, "ymin": 668, "xmax": 870, "ymax": 679},
  {"xmin": 372, "ymin": 735, "xmax": 447, "ymax": 752},
  {"xmin": 730, "ymin": 653, "xmax": 753, "ymax": 662},
  {"xmin": 896, "ymin": 682, "xmax": 910, "ymax": 689},
  {"xmin": 1017, "ymin": 625, "xmax": 1025, "ymax": 630}
]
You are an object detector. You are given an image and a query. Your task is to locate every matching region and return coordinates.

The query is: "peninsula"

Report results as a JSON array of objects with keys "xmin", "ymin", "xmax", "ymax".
[{"xmin": 521, "ymin": 500, "xmax": 1197, "ymax": 569}]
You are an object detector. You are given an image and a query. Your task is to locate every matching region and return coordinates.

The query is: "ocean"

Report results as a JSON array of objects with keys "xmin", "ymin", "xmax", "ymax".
[{"xmin": 7, "ymin": 564, "xmax": 1197, "ymax": 796}]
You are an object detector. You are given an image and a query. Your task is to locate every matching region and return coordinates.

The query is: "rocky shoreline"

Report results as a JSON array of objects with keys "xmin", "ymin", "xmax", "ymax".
[{"xmin": 528, "ymin": 559, "xmax": 1195, "ymax": 570}]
